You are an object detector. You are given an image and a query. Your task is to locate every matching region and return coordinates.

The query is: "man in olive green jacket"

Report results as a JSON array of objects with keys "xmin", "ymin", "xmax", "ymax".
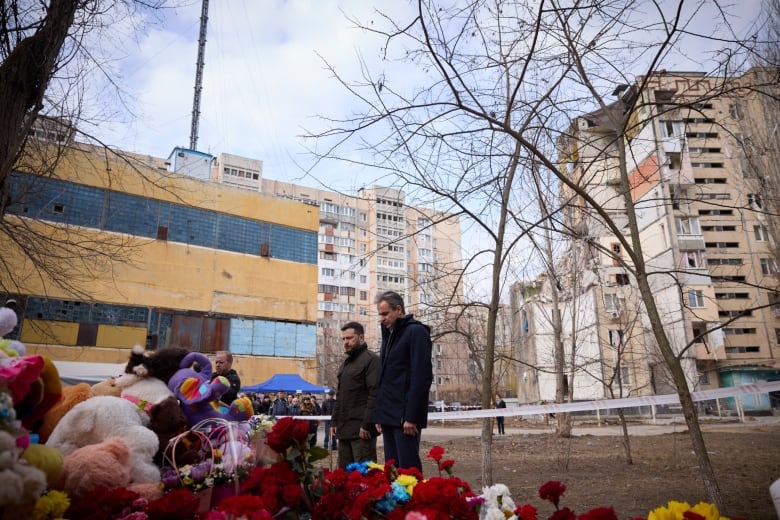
[{"xmin": 330, "ymin": 321, "xmax": 379, "ymax": 468}]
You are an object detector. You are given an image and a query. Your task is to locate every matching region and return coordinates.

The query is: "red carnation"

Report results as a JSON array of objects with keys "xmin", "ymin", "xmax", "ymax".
[
  {"xmin": 549, "ymin": 507, "xmax": 576, "ymax": 520},
  {"xmin": 427, "ymin": 445, "xmax": 445, "ymax": 462},
  {"xmin": 398, "ymin": 466, "xmax": 424, "ymax": 481},
  {"xmin": 539, "ymin": 480, "xmax": 567, "ymax": 507},
  {"xmin": 579, "ymin": 506, "xmax": 618, "ymax": 520},
  {"xmin": 515, "ymin": 503, "xmax": 538, "ymax": 520},
  {"xmin": 439, "ymin": 459, "xmax": 455, "ymax": 473}
]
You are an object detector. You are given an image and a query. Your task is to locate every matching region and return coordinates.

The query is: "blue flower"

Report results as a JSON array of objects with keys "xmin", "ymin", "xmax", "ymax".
[
  {"xmin": 390, "ymin": 481, "xmax": 411, "ymax": 503},
  {"xmin": 346, "ymin": 461, "xmax": 370, "ymax": 475},
  {"xmin": 375, "ymin": 496, "xmax": 396, "ymax": 514}
]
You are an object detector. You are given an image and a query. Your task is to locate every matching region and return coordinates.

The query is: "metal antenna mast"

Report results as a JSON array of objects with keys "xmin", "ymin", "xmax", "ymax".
[{"xmin": 189, "ymin": 0, "xmax": 209, "ymax": 150}]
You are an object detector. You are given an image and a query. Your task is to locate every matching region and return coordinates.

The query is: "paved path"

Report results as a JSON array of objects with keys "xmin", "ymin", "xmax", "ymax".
[{"xmin": 418, "ymin": 415, "xmax": 780, "ymax": 442}]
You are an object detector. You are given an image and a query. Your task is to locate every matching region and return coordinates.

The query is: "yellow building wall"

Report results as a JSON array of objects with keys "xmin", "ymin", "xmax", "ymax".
[
  {"xmin": 9, "ymin": 144, "xmax": 320, "ymax": 376},
  {"xmin": 26, "ymin": 344, "xmax": 138, "ymax": 365},
  {"xmin": 5, "ymin": 140, "xmax": 320, "ymax": 322},
  {"xmin": 38, "ymin": 146, "xmax": 319, "ymax": 231},
  {"xmin": 20, "ymin": 321, "xmax": 79, "ymax": 346},
  {"xmin": 19, "ymin": 320, "xmax": 144, "ymax": 349},
  {"xmin": 2, "ymin": 219, "xmax": 317, "ymax": 323},
  {"xmin": 96, "ymin": 325, "xmax": 147, "ymax": 349}
]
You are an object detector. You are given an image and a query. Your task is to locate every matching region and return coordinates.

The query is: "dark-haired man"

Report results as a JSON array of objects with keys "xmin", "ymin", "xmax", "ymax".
[
  {"xmin": 330, "ymin": 321, "xmax": 379, "ymax": 467},
  {"xmin": 373, "ymin": 291, "xmax": 433, "ymax": 471}
]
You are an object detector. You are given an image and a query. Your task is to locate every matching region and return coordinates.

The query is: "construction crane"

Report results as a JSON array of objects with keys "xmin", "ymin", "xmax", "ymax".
[{"xmin": 189, "ymin": 0, "xmax": 209, "ymax": 151}]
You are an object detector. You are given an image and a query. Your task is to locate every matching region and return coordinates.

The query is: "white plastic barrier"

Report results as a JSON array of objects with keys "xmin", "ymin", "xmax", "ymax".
[{"xmin": 271, "ymin": 381, "xmax": 780, "ymax": 422}]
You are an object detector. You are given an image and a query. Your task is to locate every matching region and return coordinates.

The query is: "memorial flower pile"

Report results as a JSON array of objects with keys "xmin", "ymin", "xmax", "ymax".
[
  {"xmin": 39, "ymin": 416, "xmax": 738, "ymax": 519},
  {"xmin": 195, "ymin": 419, "xmax": 739, "ymax": 520}
]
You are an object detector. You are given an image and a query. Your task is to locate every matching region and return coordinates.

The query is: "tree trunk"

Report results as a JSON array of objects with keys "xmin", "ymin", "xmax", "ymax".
[
  {"xmin": 617, "ymin": 408, "xmax": 633, "ymax": 465},
  {"xmin": 0, "ymin": 0, "xmax": 79, "ymax": 215},
  {"xmin": 615, "ymin": 132, "xmax": 723, "ymax": 508}
]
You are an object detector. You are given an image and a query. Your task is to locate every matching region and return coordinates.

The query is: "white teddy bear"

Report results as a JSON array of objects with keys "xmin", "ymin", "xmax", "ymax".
[{"xmin": 45, "ymin": 395, "xmax": 160, "ymax": 484}]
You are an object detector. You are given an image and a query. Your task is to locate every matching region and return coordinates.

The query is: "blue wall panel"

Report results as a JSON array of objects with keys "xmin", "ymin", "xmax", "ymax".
[{"xmin": 8, "ymin": 173, "xmax": 317, "ymax": 265}]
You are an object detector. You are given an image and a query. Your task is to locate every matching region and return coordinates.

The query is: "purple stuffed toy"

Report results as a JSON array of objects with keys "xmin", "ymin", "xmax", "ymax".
[{"xmin": 167, "ymin": 352, "xmax": 253, "ymax": 428}]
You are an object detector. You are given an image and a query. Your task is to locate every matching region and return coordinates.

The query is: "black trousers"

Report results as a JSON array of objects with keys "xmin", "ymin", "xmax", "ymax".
[{"xmin": 382, "ymin": 425, "xmax": 422, "ymax": 471}]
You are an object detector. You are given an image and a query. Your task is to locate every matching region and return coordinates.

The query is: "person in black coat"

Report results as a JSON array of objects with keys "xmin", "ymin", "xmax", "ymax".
[
  {"xmin": 495, "ymin": 393, "xmax": 507, "ymax": 434},
  {"xmin": 211, "ymin": 351, "xmax": 241, "ymax": 404},
  {"xmin": 372, "ymin": 291, "xmax": 433, "ymax": 472},
  {"xmin": 331, "ymin": 321, "xmax": 379, "ymax": 467},
  {"xmin": 270, "ymin": 390, "xmax": 288, "ymax": 416},
  {"xmin": 321, "ymin": 392, "xmax": 338, "ymax": 450}
]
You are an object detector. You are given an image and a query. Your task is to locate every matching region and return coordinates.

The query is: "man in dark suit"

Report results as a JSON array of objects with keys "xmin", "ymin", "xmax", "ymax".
[{"xmin": 372, "ymin": 291, "xmax": 433, "ymax": 471}]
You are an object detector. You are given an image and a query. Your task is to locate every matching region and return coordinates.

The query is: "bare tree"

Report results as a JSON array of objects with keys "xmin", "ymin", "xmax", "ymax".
[
  {"xmin": 0, "ymin": 1, "xmax": 182, "ymax": 304},
  {"xmin": 308, "ymin": 0, "xmax": 780, "ymax": 508}
]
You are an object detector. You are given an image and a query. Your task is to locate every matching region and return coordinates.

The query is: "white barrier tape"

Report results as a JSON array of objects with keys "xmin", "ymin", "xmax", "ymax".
[
  {"xmin": 262, "ymin": 381, "xmax": 780, "ymax": 422},
  {"xmin": 427, "ymin": 380, "xmax": 780, "ymax": 420}
]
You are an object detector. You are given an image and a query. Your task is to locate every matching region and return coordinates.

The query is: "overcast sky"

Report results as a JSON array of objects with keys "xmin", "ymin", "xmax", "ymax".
[
  {"xmin": 95, "ymin": 1, "xmax": 415, "ymax": 194},
  {"xmin": 92, "ymin": 0, "xmax": 763, "ymax": 196}
]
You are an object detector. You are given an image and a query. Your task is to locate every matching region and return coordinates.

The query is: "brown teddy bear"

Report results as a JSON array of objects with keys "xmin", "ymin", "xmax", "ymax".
[
  {"xmin": 37, "ymin": 378, "xmax": 121, "ymax": 443},
  {"xmin": 37, "ymin": 383, "xmax": 93, "ymax": 444},
  {"xmin": 147, "ymin": 396, "xmax": 189, "ymax": 466}
]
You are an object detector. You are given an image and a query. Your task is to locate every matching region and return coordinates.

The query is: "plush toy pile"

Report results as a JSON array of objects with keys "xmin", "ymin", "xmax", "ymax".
[{"xmin": 0, "ymin": 309, "xmax": 256, "ymax": 517}]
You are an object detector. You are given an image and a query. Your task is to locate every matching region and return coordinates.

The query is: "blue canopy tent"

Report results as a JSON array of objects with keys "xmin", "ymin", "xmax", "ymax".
[{"xmin": 240, "ymin": 373, "xmax": 329, "ymax": 394}]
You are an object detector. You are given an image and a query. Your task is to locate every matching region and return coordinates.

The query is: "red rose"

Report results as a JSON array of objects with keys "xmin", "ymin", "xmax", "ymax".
[
  {"xmin": 539, "ymin": 480, "xmax": 567, "ymax": 507},
  {"xmin": 427, "ymin": 445, "xmax": 445, "ymax": 462},
  {"xmin": 266, "ymin": 417, "xmax": 296, "ymax": 453},
  {"xmin": 146, "ymin": 487, "xmax": 200, "ymax": 519},
  {"xmin": 266, "ymin": 417, "xmax": 311, "ymax": 453},
  {"xmin": 217, "ymin": 495, "xmax": 269, "ymax": 519},
  {"xmin": 282, "ymin": 483, "xmax": 303, "ymax": 505},
  {"xmin": 292, "ymin": 418, "xmax": 311, "ymax": 444}
]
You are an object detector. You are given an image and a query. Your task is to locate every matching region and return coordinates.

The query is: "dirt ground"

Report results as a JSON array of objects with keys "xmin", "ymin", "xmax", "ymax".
[{"xmin": 374, "ymin": 417, "xmax": 779, "ymax": 519}]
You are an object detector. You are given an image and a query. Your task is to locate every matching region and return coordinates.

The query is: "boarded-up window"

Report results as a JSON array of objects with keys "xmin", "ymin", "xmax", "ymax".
[
  {"xmin": 169, "ymin": 315, "xmax": 229, "ymax": 352},
  {"xmin": 77, "ymin": 323, "xmax": 99, "ymax": 346}
]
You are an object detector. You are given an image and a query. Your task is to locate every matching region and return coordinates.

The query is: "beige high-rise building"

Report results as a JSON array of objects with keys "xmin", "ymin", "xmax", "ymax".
[
  {"xmin": 516, "ymin": 68, "xmax": 780, "ymax": 412},
  {"xmin": 260, "ymin": 180, "xmax": 470, "ymax": 400}
]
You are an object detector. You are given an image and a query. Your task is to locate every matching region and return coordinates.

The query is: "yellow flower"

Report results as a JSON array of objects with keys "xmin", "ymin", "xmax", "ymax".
[
  {"xmin": 648, "ymin": 500, "xmax": 728, "ymax": 520},
  {"xmin": 690, "ymin": 502, "xmax": 729, "ymax": 520},
  {"xmin": 396, "ymin": 474, "xmax": 418, "ymax": 495},
  {"xmin": 32, "ymin": 490, "xmax": 70, "ymax": 520},
  {"xmin": 368, "ymin": 462, "xmax": 384, "ymax": 471}
]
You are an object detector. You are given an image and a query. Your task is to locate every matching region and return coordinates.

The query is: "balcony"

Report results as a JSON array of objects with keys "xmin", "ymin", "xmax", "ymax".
[
  {"xmin": 662, "ymin": 136, "xmax": 683, "ymax": 154},
  {"xmin": 693, "ymin": 342, "xmax": 720, "ymax": 361},
  {"xmin": 319, "ymin": 211, "xmax": 340, "ymax": 225},
  {"xmin": 677, "ymin": 235, "xmax": 706, "ymax": 251}
]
